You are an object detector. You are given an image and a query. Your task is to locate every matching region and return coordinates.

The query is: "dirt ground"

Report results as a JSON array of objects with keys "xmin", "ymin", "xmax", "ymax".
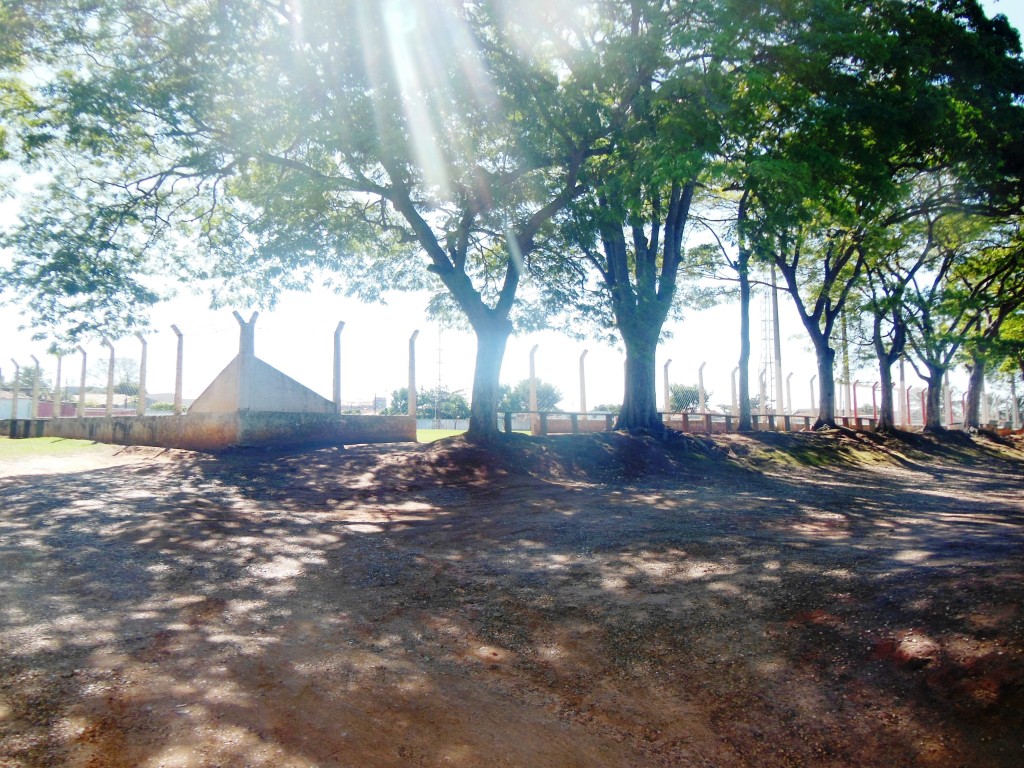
[{"xmin": 0, "ymin": 430, "xmax": 1022, "ymax": 768}]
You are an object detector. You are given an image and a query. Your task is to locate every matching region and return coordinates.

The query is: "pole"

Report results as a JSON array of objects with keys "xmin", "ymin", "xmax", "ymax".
[
  {"xmin": 810, "ymin": 375, "xmax": 817, "ymax": 412},
  {"xmin": 786, "ymin": 372, "xmax": 794, "ymax": 416},
  {"xmin": 529, "ymin": 344, "xmax": 540, "ymax": 434},
  {"xmin": 77, "ymin": 346, "xmax": 87, "ymax": 417},
  {"xmin": 9, "ymin": 359, "xmax": 19, "ymax": 420},
  {"xmin": 981, "ymin": 376, "xmax": 990, "ymax": 425},
  {"xmin": 53, "ymin": 353, "xmax": 62, "ymax": 418},
  {"xmin": 771, "ymin": 265, "xmax": 784, "ymax": 417},
  {"xmin": 1011, "ymin": 375, "xmax": 1021, "ymax": 430},
  {"xmin": 333, "ymin": 321, "xmax": 345, "ymax": 413},
  {"xmin": 872, "ymin": 382, "xmax": 879, "ymax": 421},
  {"xmin": 943, "ymin": 371, "xmax": 953, "ymax": 428},
  {"xmin": 30, "ymin": 355, "xmax": 40, "ymax": 419},
  {"xmin": 579, "ymin": 349, "xmax": 588, "ymax": 415},
  {"xmin": 171, "ymin": 325, "xmax": 184, "ymax": 415},
  {"xmin": 136, "ymin": 333, "xmax": 147, "ymax": 416},
  {"xmin": 698, "ymin": 361, "xmax": 707, "ymax": 414},
  {"xmin": 731, "ymin": 367, "xmax": 739, "ymax": 417},
  {"xmin": 898, "ymin": 357, "xmax": 906, "ymax": 426},
  {"xmin": 852, "ymin": 380, "xmax": 859, "ymax": 421},
  {"xmin": 662, "ymin": 359, "xmax": 672, "ymax": 413},
  {"xmin": 101, "ymin": 336, "xmax": 115, "ymax": 416},
  {"xmin": 408, "ymin": 330, "xmax": 419, "ymax": 418}
]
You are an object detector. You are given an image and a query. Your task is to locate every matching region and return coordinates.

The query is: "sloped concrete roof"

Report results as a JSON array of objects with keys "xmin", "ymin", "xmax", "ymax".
[{"xmin": 189, "ymin": 354, "xmax": 335, "ymax": 415}]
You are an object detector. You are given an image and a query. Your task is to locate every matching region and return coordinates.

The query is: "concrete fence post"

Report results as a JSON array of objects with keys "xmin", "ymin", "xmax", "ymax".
[
  {"xmin": 579, "ymin": 349, "xmax": 588, "ymax": 415},
  {"xmin": 943, "ymin": 372, "xmax": 952, "ymax": 427},
  {"xmin": 30, "ymin": 355, "xmax": 40, "ymax": 419},
  {"xmin": 663, "ymin": 359, "xmax": 672, "ymax": 413},
  {"xmin": 810, "ymin": 375, "xmax": 817, "ymax": 413},
  {"xmin": 408, "ymin": 330, "xmax": 419, "ymax": 418},
  {"xmin": 53, "ymin": 353, "xmax": 62, "ymax": 418},
  {"xmin": 852, "ymin": 380, "xmax": 859, "ymax": 420},
  {"xmin": 333, "ymin": 321, "xmax": 345, "ymax": 413},
  {"xmin": 981, "ymin": 377, "xmax": 990, "ymax": 425},
  {"xmin": 1011, "ymin": 375, "xmax": 1021, "ymax": 430},
  {"xmin": 171, "ymin": 325, "xmax": 184, "ymax": 415},
  {"xmin": 786, "ymin": 372, "xmax": 793, "ymax": 416},
  {"xmin": 698, "ymin": 361, "xmax": 707, "ymax": 415},
  {"xmin": 9, "ymin": 359, "xmax": 19, "ymax": 420},
  {"xmin": 731, "ymin": 367, "xmax": 738, "ymax": 417},
  {"xmin": 529, "ymin": 344, "xmax": 539, "ymax": 434},
  {"xmin": 101, "ymin": 336, "xmax": 115, "ymax": 416},
  {"xmin": 76, "ymin": 346, "xmax": 87, "ymax": 417},
  {"xmin": 136, "ymin": 333, "xmax": 147, "ymax": 416}
]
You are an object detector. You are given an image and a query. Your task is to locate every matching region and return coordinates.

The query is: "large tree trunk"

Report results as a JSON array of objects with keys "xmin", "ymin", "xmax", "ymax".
[
  {"xmin": 737, "ymin": 247, "xmax": 753, "ymax": 432},
  {"xmin": 615, "ymin": 326, "xmax": 663, "ymax": 433},
  {"xmin": 813, "ymin": 343, "xmax": 837, "ymax": 429},
  {"xmin": 922, "ymin": 366, "xmax": 945, "ymax": 432},
  {"xmin": 872, "ymin": 313, "xmax": 897, "ymax": 434},
  {"xmin": 964, "ymin": 353, "xmax": 986, "ymax": 430},
  {"xmin": 465, "ymin": 316, "xmax": 513, "ymax": 442},
  {"xmin": 877, "ymin": 358, "xmax": 896, "ymax": 432}
]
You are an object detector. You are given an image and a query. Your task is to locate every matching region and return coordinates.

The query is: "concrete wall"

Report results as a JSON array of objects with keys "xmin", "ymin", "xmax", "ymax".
[{"xmin": 5, "ymin": 411, "xmax": 416, "ymax": 450}]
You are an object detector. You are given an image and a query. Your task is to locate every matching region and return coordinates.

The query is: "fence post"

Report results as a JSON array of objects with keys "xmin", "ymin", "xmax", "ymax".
[
  {"xmin": 408, "ymin": 329, "xmax": 419, "ymax": 418},
  {"xmin": 529, "ymin": 344, "xmax": 539, "ymax": 435},
  {"xmin": 570, "ymin": 413, "xmax": 579, "ymax": 434},
  {"xmin": 503, "ymin": 411, "xmax": 512, "ymax": 433},
  {"xmin": 662, "ymin": 358, "xmax": 672, "ymax": 413},
  {"xmin": 698, "ymin": 361, "xmax": 707, "ymax": 415},
  {"xmin": 333, "ymin": 321, "xmax": 345, "ymax": 414},
  {"xmin": 171, "ymin": 325, "xmax": 184, "ymax": 415},
  {"xmin": 53, "ymin": 353, "xmax": 62, "ymax": 418},
  {"xmin": 30, "ymin": 355, "xmax": 40, "ymax": 419},
  {"xmin": 102, "ymin": 337, "xmax": 115, "ymax": 416},
  {"xmin": 76, "ymin": 346, "xmax": 87, "ymax": 417},
  {"xmin": 136, "ymin": 333, "xmax": 147, "ymax": 416},
  {"xmin": 9, "ymin": 359, "xmax": 19, "ymax": 420},
  {"xmin": 579, "ymin": 349, "xmax": 588, "ymax": 415}
]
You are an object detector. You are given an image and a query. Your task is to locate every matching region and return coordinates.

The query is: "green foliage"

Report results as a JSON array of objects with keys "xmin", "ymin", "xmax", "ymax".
[
  {"xmin": 668, "ymin": 383, "xmax": 712, "ymax": 413},
  {"xmin": 417, "ymin": 386, "xmax": 472, "ymax": 420},
  {"xmin": 382, "ymin": 385, "xmax": 472, "ymax": 420},
  {"xmin": 497, "ymin": 379, "xmax": 563, "ymax": 413}
]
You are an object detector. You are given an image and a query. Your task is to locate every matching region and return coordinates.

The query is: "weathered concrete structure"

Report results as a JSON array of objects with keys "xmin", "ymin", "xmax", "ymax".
[
  {"xmin": 3, "ymin": 312, "xmax": 415, "ymax": 449},
  {"xmin": 5, "ymin": 411, "xmax": 414, "ymax": 450}
]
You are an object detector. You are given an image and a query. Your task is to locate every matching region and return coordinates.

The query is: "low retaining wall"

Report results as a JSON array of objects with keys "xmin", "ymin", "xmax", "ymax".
[{"xmin": 4, "ymin": 412, "xmax": 415, "ymax": 450}]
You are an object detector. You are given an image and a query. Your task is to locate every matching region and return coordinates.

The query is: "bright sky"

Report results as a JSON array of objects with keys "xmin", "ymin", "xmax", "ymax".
[{"xmin": 2, "ymin": 0, "xmax": 1022, "ymax": 411}]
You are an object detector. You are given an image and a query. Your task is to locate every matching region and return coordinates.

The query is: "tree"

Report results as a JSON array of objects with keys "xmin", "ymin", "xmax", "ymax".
[
  {"xmin": 497, "ymin": 379, "xmax": 563, "ymax": 413},
  {"xmin": 1, "ymin": 1, "xmax": 642, "ymax": 441},
  {"xmin": 668, "ymin": 383, "xmax": 712, "ymax": 413},
  {"xmin": 382, "ymin": 388, "xmax": 410, "ymax": 417},
  {"xmin": 417, "ymin": 386, "xmax": 472, "ymax": 421}
]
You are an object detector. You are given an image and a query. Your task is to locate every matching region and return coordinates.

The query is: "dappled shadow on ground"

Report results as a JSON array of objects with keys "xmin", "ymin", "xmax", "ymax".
[{"xmin": 0, "ymin": 432, "xmax": 1022, "ymax": 767}]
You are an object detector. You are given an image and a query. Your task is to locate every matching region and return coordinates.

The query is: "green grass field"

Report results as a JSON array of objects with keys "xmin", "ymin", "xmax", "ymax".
[{"xmin": 416, "ymin": 429, "xmax": 466, "ymax": 443}]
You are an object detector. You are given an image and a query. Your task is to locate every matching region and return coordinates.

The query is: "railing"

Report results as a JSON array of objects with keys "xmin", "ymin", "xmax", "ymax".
[{"xmin": 500, "ymin": 411, "xmax": 878, "ymax": 436}]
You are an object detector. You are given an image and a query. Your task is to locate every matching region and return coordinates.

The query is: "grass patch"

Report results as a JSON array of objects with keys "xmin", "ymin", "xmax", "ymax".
[
  {"xmin": 417, "ymin": 429, "xmax": 466, "ymax": 443},
  {"xmin": 0, "ymin": 436, "xmax": 105, "ymax": 459}
]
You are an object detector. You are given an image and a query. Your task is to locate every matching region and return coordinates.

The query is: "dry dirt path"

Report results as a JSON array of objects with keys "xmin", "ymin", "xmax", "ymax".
[{"xmin": 0, "ymin": 433, "xmax": 1022, "ymax": 767}]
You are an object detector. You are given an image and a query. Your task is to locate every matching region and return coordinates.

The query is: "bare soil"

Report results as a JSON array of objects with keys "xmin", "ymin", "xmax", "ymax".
[{"xmin": 0, "ymin": 430, "xmax": 1022, "ymax": 768}]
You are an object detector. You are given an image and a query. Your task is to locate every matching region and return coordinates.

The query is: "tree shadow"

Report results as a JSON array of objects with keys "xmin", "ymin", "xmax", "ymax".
[{"xmin": 0, "ymin": 436, "xmax": 1021, "ymax": 766}]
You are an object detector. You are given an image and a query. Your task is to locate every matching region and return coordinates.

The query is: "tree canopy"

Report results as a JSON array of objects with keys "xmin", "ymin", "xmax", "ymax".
[{"xmin": 2, "ymin": 0, "xmax": 1023, "ymax": 438}]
